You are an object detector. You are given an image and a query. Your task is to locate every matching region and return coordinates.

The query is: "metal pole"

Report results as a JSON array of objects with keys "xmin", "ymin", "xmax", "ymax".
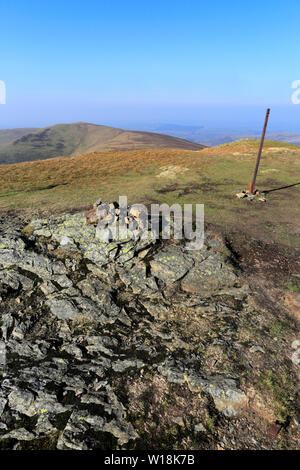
[{"xmin": 249, "ymin": 108, "xmax": 270, "ymax": 194}]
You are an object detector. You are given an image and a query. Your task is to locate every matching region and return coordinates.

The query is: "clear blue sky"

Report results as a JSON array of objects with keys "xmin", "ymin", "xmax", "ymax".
[{"xmin": 0, "ymin": 0, "xmax": 299, "ymax": 130}]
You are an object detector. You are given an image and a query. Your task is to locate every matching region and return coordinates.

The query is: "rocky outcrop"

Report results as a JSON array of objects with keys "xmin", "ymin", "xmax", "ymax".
[{"xmin": 0, "ymin": 210, "xmax": 298, "ymax": 450}]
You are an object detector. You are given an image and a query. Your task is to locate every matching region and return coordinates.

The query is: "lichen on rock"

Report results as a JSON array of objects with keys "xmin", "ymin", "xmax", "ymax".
[{"xmin": 0, "ymin": 209, "xmax": 298, "ymax": 450}]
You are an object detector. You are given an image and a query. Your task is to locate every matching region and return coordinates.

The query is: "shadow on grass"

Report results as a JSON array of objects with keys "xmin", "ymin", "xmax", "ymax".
[
  {"xmin": 0, "ymin": 183, "xmax": 68, "ymax": 198},
  {"xmin": 263, "ymin": 182, "xmax": 300, "ymax": 194}
]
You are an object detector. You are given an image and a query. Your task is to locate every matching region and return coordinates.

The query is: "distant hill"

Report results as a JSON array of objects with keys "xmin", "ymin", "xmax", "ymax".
[
  {"xmin": 0, "ymin": 122, "xmax": 205, "ymax": 164},
  {"xmin": 253, "ymin": 132, "xmax": 300, "ymax": 146}
]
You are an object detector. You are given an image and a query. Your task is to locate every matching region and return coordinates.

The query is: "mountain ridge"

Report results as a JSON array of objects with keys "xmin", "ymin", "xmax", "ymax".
[{"xmin": 0, "ymin": 122, "xmax": 205, "ymax": 164}]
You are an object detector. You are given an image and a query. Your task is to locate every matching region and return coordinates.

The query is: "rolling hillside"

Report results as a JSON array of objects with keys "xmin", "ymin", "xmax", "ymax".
[
  {"xmin": 0, "ymin": 139, "xmax": 299, "ymax": 249},
  {"xmin": 0, "ymin": 122, "xmax": 205, "ymax": 164},
  {"xmin": 1, "ymin": 142, "xmax": 299, "ymax": 451},
  {"xmin": 0, "ymin": 128, "xmax": 38, "ymax": 148}
]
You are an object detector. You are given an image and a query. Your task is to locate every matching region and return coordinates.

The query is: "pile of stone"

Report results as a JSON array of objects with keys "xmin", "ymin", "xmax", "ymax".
[
  {"xmin": 86, "ymin": 197, "xmax": 149, "ymax": 242},
  {"xmin": 236, "ymin": 190, "xmax": 266, "ymax": 202}
]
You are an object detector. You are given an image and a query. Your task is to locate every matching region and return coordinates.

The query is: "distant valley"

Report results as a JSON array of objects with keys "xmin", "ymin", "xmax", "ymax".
[
  {"xmin": 133, "ymin": 124, "xmax": 300, "ymax": 147},
  {"xmin": 1, "ymin": 121, "xmax": 300, "ymax": 165}
]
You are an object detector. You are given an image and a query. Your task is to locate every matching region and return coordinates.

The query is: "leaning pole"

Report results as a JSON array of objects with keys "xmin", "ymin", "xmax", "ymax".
[{"xmin": 249, "ymin": 108, "xmax": 270, "ymax": 195}]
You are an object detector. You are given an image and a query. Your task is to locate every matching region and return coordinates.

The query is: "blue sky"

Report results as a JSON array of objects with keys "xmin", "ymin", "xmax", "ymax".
[{"xmin": 0, "ymin": 0, "xmax": 299, "ymax": 130}]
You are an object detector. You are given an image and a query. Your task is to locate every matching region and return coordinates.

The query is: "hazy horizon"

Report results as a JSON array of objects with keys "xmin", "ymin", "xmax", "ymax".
[{"xmin": 1, "ymin": 103, "xmax": 300, "ymax": 135}]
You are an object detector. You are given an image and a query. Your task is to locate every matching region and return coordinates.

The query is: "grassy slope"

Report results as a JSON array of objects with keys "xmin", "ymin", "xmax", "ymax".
[
  {"xmin": 0, "ymin": 128, "xmax": 38, "ymax": 148},
  {"xmin": 0, "ymin": 122, "xmax": 205, "ymax": 164},
  {"xmin": 0, "ymin": 139, "xmax": 299, "ymax": 248}
]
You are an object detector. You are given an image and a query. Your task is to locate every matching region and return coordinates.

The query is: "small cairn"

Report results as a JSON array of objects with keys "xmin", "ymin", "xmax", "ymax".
[
  {"xmin": 86, "ymin": 197, "xmax": 149, "ymax": 240},
  {"xmin": 236, "ymin": 189, "xmax": 266, "ymax": 202}
]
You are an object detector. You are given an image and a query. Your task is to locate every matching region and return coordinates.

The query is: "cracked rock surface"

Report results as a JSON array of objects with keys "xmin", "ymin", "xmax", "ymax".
[{"xmin": 0, "ymin": 212, "xmax": 299, "ymax": 450}]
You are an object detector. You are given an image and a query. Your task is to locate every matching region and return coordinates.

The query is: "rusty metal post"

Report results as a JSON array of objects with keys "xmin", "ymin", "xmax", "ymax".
[{"xmin": 249, "ymin": 108, "xmax": 270, "ymax": 194}]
